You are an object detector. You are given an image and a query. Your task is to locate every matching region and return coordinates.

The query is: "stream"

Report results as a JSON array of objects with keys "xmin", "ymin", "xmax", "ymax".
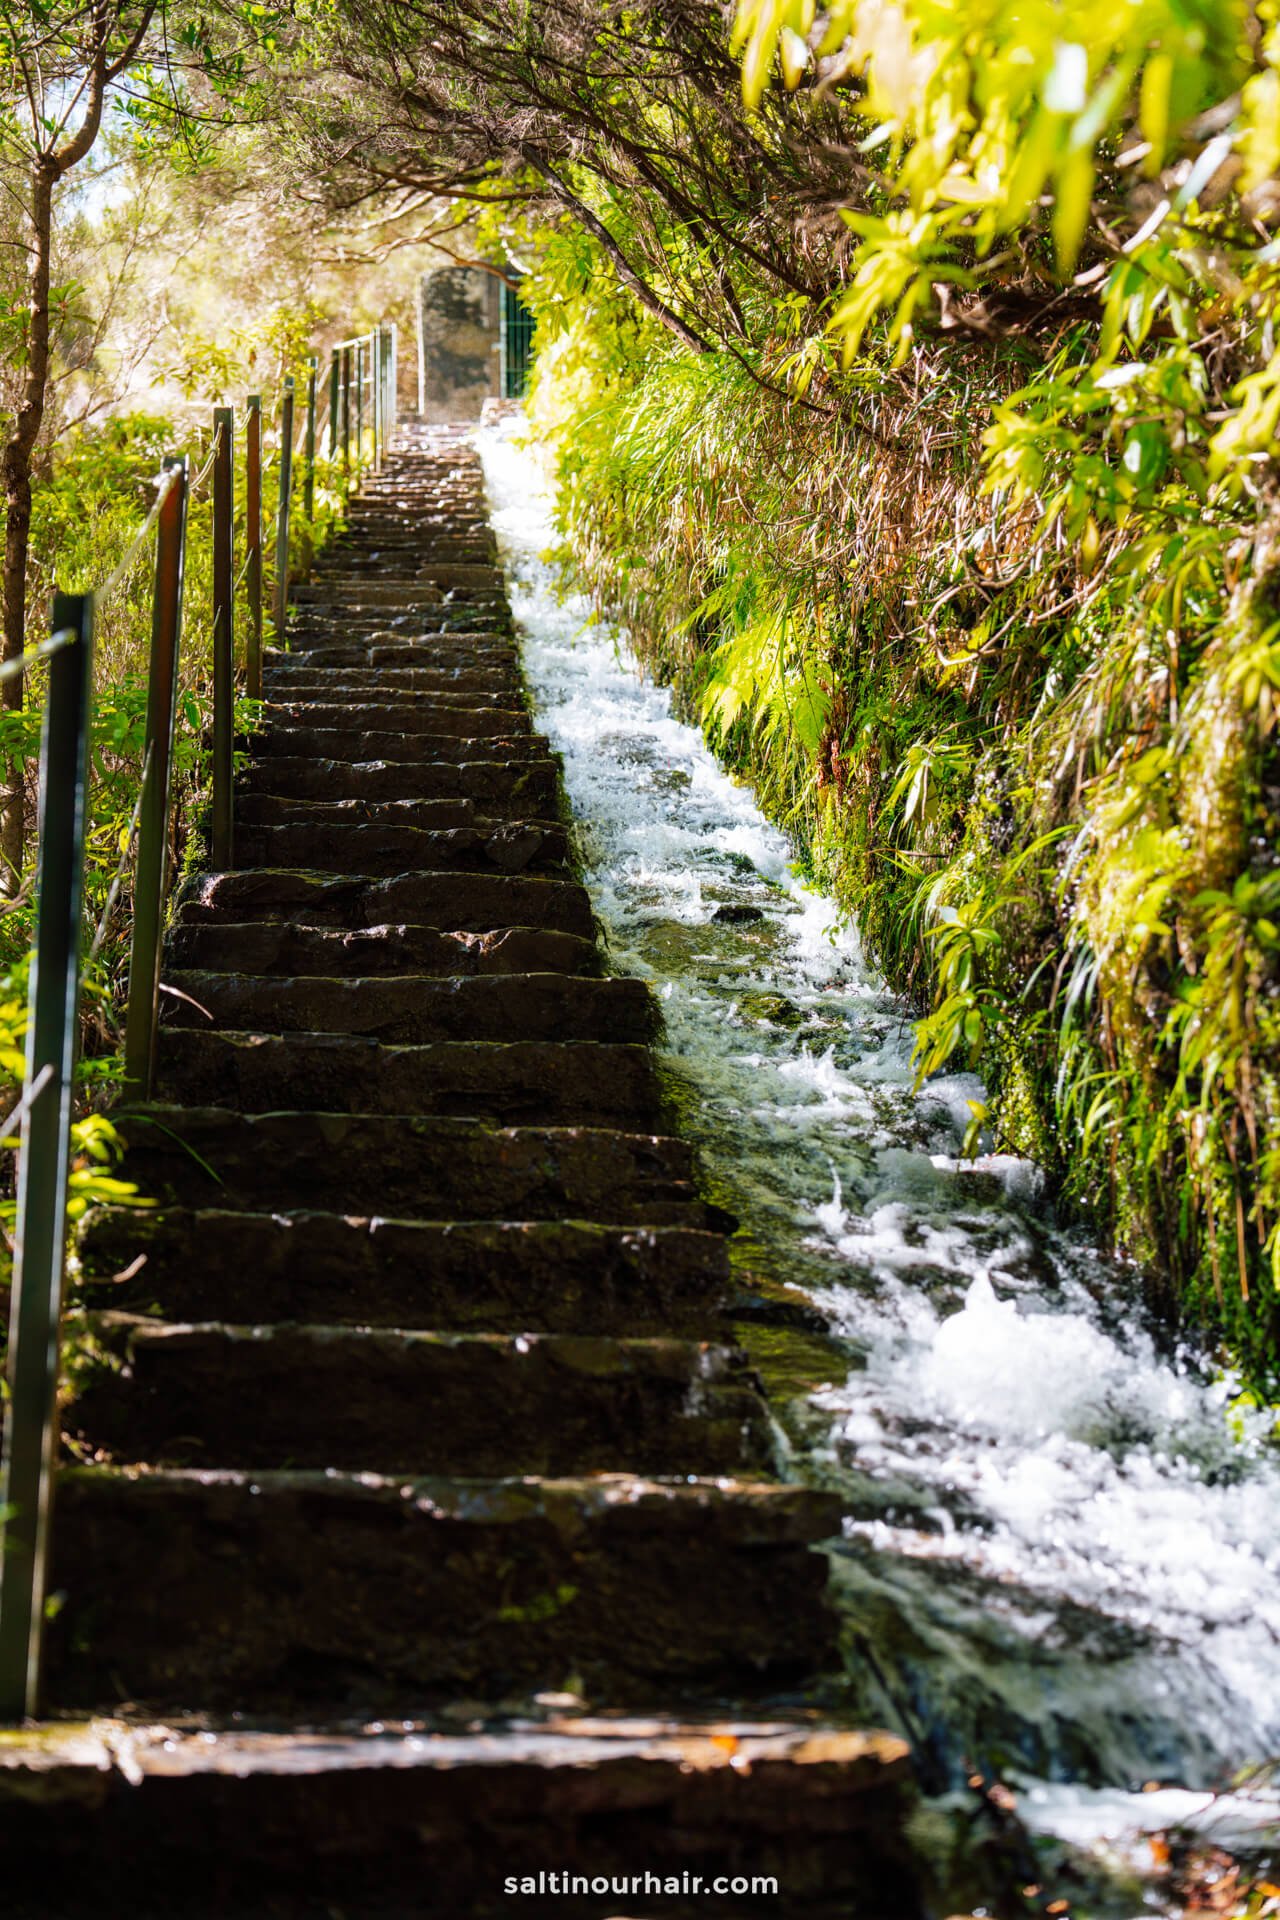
[{"xmin": 477, "ymin": 420, "xmax": 1280, "ymax": 1909}]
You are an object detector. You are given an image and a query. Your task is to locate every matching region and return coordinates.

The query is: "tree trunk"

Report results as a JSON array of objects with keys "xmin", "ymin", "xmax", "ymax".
[{"xmin": 1, "ymin": 160, "xmax": 56, "ymax": 892}]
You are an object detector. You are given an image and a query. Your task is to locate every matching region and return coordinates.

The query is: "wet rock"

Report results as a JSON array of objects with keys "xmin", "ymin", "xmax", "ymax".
[{"xmin": 737, "ymin": 990, "xmax": 806, "ymax": 1028}]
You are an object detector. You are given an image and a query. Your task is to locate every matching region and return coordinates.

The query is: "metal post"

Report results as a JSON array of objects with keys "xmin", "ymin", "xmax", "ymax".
[
  {"xmin": 416, "ymin": 276, "xmax": 426, "ymax": 416},
  {"xmin": 328, "ymin": 349, "xmax": 340, "ymax": 460},
  {"xmin": 124, "ymin": 458, "xmax": 188, "ymax": 1099},
  {"xmin": 245, "ymin": 396, "xmax": 262, "ymax": 702},
  {"xmin": 355, "ymin": 339, "xmax": 365, "ymax": 471},
  {"xmin": 0, "ymin": 591, "xmax": 94, "ymax": 1720},
  {"xmin": 304, "ymin": 357, "xmax": 317, "ymax": 524},
  {"xmin": 210, "ymin": 407, "xmax": 235, "ymax": 871},
  {"xmin": 274, "ymin": 376, "xmax": 295, "ymax": 641},
  {"xmin": 371, "ymin": 331, "xmax": 380, "ymax": 472},
  {"xmin": 341, "ymin": 346, "xmax": 352, "ymax": 474}
]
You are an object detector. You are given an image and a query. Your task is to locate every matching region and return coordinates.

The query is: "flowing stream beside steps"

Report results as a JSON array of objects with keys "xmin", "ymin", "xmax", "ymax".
[{"xmin": 477, "ymin": 422, "xmax": 1280, "ymax": 1904}]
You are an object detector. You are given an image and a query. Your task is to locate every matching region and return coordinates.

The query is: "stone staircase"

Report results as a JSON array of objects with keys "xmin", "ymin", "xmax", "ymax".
[{"xmin": 0, "ymin": 426, "xmax": 925, "ymax": 1917}]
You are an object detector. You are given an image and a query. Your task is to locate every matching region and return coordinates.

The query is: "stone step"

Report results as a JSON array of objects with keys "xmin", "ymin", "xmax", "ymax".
[
  {"xmin": 263, "ymin": 667, "xmax": 521, "ymax": 699},
  {"xmin": 257, "ymin": 725, "xmax": 538, "ymax": 762},
  {"xmin": 239, "ymin": 755, "xmax": 562, "ymax": 815},
  {"xmin": 288, "ymin": 593, "xmax": 509, "ymax": 619},
  {"xmin": 285, "ymin": 608, "xmax": 512, "ymax": 642},
  {"xmin": 111, "ymin": 1108, "xmax": 708, "ymax": 1224},
  {"xmin": 167, "ymin": 919, "xmax": 599, "ymax": 979},
  {"xmin": 47, "ymin": 1469, "xmax": 842, "ymax": 1711},
  {"xmin": 295, "ymin": 565, "xmax": 502, "ymax": 599},
  {"xmin": 0, "ymin": 1716, "xmax": 921, "ymax": 1920},
  {"xmin": 266, "ymin": 639, "xmax": 517, "ymax": 669},
  {"xmin": 314, "ymin": 541, "xmax": 495, "ymax": 560},
  {"xmin": 289, "ymin": 579, "xmax": 441, "ymax": 603},
  {"xmin": 310, "ymin": 565, "xmax": 501, "ymax": 584},
  {"xmin": 152, "ymin": 1033, "xmax": 662, "ymax": 1126},
  {"xmin": 231, "ymin": 820, "xmax": 569, "ymax": 877},
  {"xmin": 159, "ymin": 968, "xmax": 652, "ymax": 1045},
  {"xmin": 235, "ymin": 793, "xmax": 481, "ymax": 829},
  {"xmin": 263, "ymin": 693, "xmax": 528, "ymax": 728},
  {"xmin": 70, "ymin": 1322, "xmax": 771, "ymax": 1478},
  {"xmin": 264, "ymin": 656, "xmax": 514, "ymax": 687},
  {"xmin": 78, "ymin": 1208, "xmax": 725, "ymax": 1332},
  {"xmin": 174, "ymin": 869, "xmax": 596, "ymax": 937},
  {"xmin": 321, "ymin": 521, "xmax": 492, "ymax": 537}
]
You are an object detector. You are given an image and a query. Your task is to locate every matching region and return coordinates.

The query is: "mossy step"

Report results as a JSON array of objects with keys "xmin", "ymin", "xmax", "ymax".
[
  {"xmin": 314, "ymin": 546, "xmax": 496, "ymax": 565},
  {"xmin": 239, "ymin": 755, "xmax": 562, "ymax": 814},
  {"xmin": 256, "ymin": 725, "xmax": 537, "ymax": 762},
  {"xmin": 167, "ymin": 919, "xmax": 599, "ymax": 979},
  {"xmin": 263, "ymin": 693, "xmax": 528, "ymax": 727},
  {"xmin": 46, "ymin": 1469, "xmax": 842, "ymax": 1712},
  {"xmin": 78, "ymin": 1209, "xmax": 726, "ymax": 1332},
  {"xmin": 159, "ymin": 968, "xmax": 648, "ymax": 1045},
  {"xmin": 69, "ymin": 1321, "xmax": 770, "ymax": 1478},
  {"xmin": 0, "ymin": 1716, "xmax": 921, "ymax": 1920},
  {"xmin": 326, "ymin": 539, "xmax": 496, "ymax": 551},
  {"xmin": 231, "ymin": 820, "xmax": 569, "ymax": 878},
  {"xmin": 174, "ymin": 869, "xmax": 596, "ymax": 938},
  {"xmin": 291, "ymin": 579, "xmax": 436, "ymax": 605},
  {"xmin": 110, "ymin": 1107, "xmax": 708, "ymax": 1224},
  {"xmin": 295, "ymin": 566, "xmax": 502, "ymax": 598},
  {"xmin": 235, "ymin": 794, "xmax": 482, "ymax": 829},
  {"xmin": 285, "ymin": 610, "xmax": 512, "ymax": 644},
  {"xmin": 153, "ymin": 1033, "xmax": 662, "ymax": 1127},
  {"xmin": 264, "ymin": 671, "xmax": 522, "ymax": 704},
  {"xmin": 265, "ymin": 639, "xmax": 517, "ymax": 668},
  {"xmin": 301, "ymin": 572, "xmax": 506, "ymax": 595}
]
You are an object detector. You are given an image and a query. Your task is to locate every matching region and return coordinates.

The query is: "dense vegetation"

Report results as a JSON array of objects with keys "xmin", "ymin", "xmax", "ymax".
[
  {"xmin": 293, "ymin": 0, "xmax": 1280, "ymax": 1379},
  {"xmin": 5, "ymin": 0, "xmax": 1280, "ymax": 1380}
]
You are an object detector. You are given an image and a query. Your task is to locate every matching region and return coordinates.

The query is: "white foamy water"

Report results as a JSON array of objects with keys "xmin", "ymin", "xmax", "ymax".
[{"xmin": 476, "ymin": 422, "xmax": 1280, "ymax": 1887}]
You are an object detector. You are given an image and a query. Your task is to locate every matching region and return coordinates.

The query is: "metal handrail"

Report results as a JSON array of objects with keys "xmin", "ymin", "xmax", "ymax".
[
  {"xmin": 245, "ymin": 400, "xmax": 263, "ymax": 701},
  {"xmin": 0, "ymin": 338, "xmax": 370, "ymax": 1717},
  {"xmin": 274, "ymin": 377, "xmax": 295, "ymax": 642},
  {"xmin": 0, "ymin": 590, "xmax": 93, "ymax": 1719},
  {"xmin": 123, "ymin": 454, "xmax": 189, "ymax": 1096},
  {"xmin": 210, "ymin": 407, "xmax": 235, "ymax": 870}
]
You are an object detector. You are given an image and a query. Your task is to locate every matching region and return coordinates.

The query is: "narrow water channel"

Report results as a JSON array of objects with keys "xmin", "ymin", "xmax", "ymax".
[{"xmin": 477, "ymin": 422, "xmax": 1280, "ymax": 1900}]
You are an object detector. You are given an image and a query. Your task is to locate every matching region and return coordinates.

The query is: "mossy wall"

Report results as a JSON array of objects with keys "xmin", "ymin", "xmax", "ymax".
[{"xmin": 518, "ymin": 244, "xmax": 1280, "ymax": 1387}]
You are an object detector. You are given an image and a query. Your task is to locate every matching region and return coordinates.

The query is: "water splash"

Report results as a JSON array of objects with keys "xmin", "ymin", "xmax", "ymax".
[{"xmin": 477, "ymin": 422, "xmax": 1280, "ymax": 1884}]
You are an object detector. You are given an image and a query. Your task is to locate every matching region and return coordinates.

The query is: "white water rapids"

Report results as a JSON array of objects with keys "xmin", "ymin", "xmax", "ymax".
[{"xmin": 477, "ymin": 422, "xmax": 1280, "ymax": 1898}]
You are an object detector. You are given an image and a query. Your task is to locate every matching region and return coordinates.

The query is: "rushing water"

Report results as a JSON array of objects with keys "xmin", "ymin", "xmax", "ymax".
[{"xmin": 476, "ymin": 421, "xmax": 1280, "ymax": 1897}]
